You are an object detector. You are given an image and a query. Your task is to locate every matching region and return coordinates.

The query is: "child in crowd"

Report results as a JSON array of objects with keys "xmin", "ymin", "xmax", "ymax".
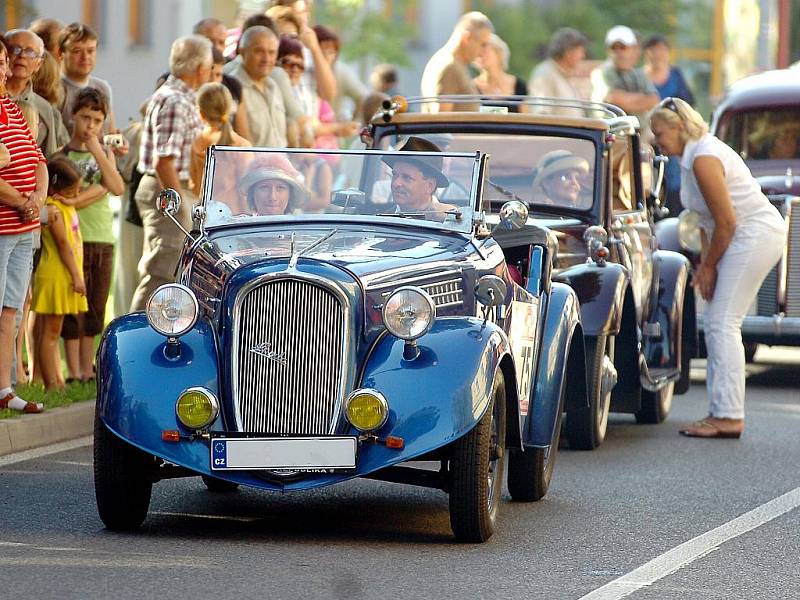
[
  {"xmin": 190, "ymin": 82, "xmax": 250, "ymax": 205},
  {"xmin": 58, "ymin": 87, "xmax": 124, "ymax": 383},
  {"xmin": 31, "ymin": 157, "xmax": 88, "ymax": 390}
]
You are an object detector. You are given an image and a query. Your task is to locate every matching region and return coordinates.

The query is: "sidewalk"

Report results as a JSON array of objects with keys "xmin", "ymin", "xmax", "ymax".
[{"xmin": 0, "ymin": 401, "xmax": 95, "ymax": 456}]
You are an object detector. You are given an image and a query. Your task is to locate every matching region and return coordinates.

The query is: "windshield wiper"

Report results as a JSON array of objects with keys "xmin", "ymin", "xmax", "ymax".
[
  {"xmin": 375, "ymin": 209, "xmax": 463, "ymax": 220},
  {"xmin": 487, "ymin": 179, "xmax": 527, "ymax": 204}
]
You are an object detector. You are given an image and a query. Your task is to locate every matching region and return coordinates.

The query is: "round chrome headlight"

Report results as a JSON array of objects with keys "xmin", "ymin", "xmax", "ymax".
[
  {"xmin": 382, "ymin": 286, "xmax": 435, "ymax": 341},
  {"xmin": 146, "ymin": 284, "xmax": 199, "ymax": 337},
  {"xmin": 345, "ymin": 389, "xmax": 389, "ymax": 432},
  {"xmin": 176, "ymin": 387, "xmax": 219, "ymax": 430}
]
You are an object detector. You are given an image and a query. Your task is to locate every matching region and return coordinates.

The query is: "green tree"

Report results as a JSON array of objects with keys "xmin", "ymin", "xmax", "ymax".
[
  {"xmin": 316, "ymin": 0, "xmax": 418, "ymax": 68},
  {"xmin": 475, "ymin": 0, "xmax": 690, "ymax": 78}
]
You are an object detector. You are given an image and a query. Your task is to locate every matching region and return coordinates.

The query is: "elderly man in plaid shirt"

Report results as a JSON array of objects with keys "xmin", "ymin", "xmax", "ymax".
[{"xmin": 130, "ymin": 35, "xmax": 212, "ymax": 312}]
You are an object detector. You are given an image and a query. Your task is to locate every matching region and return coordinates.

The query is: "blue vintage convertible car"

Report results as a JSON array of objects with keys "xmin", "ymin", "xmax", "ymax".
[{"xmin": 94, "ymin": 147, "xmax": 586, "ymax": 543}]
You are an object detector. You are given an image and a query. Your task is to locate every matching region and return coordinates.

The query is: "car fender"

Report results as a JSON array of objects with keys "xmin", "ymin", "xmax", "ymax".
[
  {"xmin": 356, "ymin": 317, "xmax": 513, "ymax": 473},
  {"xmin": 526, "ymin": 281, "xmax": 585, "ymax": 448},
  {"xmin": 96, "ymin": 313, "xmax": 223, "ymax": 468},
  {"xmin": 643, "ymin": 250, "xmax": 690, "ymax": 373},
  {"xmin": 557, "ymin": 262, "xmax": 629, "ymax": 336}
]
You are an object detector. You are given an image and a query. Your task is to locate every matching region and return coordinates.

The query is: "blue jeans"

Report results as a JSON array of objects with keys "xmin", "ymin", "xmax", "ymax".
[{"xmin": 0, "ymin": 232, "xmax": 34, "ymax": 387}]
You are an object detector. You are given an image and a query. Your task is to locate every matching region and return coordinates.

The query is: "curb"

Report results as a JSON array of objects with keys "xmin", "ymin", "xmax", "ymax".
[{"xmin": 0, "ymin": 401, "xmax": 95, "ymax": 456}]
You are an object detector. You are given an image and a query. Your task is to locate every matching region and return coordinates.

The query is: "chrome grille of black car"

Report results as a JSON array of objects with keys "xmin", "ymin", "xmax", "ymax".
[
  {"xmin": 233, "ymin": 279, "xmax": 345, "ymax": 434},
  {"xmin": 756, "ymin": 197, "xmax": 800, "ymax": 318},
  {"xmin": 786, "ymin": 198, "xmax": 800, "ymax": 317}
]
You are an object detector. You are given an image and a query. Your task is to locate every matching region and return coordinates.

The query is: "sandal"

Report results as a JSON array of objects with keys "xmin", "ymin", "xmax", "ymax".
[
  {"xmin": 0, "ymin": 392, "xmax": 44, "ymax": 414},
  {"xmin": 679, "ymin": 417, "xmax": 743, "ymax": 439}
]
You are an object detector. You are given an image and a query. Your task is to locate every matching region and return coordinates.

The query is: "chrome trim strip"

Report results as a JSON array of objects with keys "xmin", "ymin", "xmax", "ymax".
[{"xmin": 368, "ymin": 269, "xmax": 463, "ymax": 290}]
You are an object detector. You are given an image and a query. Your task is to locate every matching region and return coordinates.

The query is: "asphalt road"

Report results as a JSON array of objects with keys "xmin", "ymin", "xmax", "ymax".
[{"xmin": 1, "ymin": 348, "xmax": 798, "ymax": 600}]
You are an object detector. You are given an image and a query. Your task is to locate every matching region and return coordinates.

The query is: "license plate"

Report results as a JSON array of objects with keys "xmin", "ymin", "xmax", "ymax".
[{"xmin": 210, "ymin": 436, "xmax": 357, "ymax": 471}]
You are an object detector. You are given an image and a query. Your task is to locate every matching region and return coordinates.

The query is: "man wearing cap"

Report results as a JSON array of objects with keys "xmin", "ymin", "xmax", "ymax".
[
  {"xmin": 591, "ymin": 25, "xmax": 659, "ymax": 127},
  {"xmin": 532, "ymin": 150, "xmax": 590, "ymax": 208},
  {"xmin": 383, "ymin": 137, "xmax": 457, "ymax": 217}
]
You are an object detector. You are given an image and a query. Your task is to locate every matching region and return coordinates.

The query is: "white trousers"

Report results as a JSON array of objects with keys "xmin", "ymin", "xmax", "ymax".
[{"xmin": 704, "ymin": 221, "xmax": 785, "ymax": 419}]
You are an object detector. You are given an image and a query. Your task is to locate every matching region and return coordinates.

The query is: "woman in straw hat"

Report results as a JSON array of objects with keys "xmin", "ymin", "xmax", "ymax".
[
  {"xmin": 239, "ymin": 154, "xmax": 308, "ymax": 216},
  {"xmin": 532, "ymin": 150, "xmax": 590, "ymax": 208}
]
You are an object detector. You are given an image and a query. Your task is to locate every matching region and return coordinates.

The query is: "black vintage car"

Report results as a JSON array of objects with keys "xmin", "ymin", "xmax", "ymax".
[{"xmin": 368, "ymin": 96, "xmax": 693, "ymax": 449}]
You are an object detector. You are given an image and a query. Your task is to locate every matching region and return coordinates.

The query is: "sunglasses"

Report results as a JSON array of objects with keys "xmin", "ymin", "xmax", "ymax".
[
  {"xmin": 281, "ymin": 59, "xmax": 305, "ymax": 72},
  {"xmin": 9, "ymin": 45, "xmax": 42, "ymax": 60},
  {"xmin": 659, "ymin": 97, "xmax": 680, "ymax": 115}
]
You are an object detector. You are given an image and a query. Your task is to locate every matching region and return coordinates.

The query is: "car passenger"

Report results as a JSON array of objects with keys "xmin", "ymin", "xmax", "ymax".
[
  {"xmin": 239, "ymin": 154, "xmax": 308, "ymax": 215},
  {"xmin": 532, "ymin": 150, "xmax": 589, "ymax": 208}
]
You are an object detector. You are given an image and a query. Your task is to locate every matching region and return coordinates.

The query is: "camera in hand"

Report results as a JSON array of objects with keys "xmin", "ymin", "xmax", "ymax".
[{"xmin": 103, "ymin": 133, "xmax": 125, "ymax": 148}]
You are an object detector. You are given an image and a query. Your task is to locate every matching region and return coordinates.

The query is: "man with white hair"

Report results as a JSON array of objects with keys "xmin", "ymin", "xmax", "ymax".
[
  {"xmin": 4, "ymin": 29, "xmax": 68, "ymax": 156},
  {"xmin": 420, "ymin": 11, "xmax": 494, "ymax": 112},
  {"xmin": 229, "ymin": 25, "xmax": 287, "ymax": 148},
  {"xmin": 130, "ymin": 34, "xmax": 212, "ymax": 311}
]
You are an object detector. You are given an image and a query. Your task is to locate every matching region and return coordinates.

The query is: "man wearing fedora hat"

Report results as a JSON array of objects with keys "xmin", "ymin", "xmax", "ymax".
[{"xmin": 382, "ymin": 137, "xmax": 457, "ymax": 217}]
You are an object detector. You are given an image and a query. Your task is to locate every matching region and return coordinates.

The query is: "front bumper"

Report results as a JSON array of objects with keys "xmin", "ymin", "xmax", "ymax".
[{"xmin": 698, "ymin": 314, "xmax": 800, "ymax": 346}]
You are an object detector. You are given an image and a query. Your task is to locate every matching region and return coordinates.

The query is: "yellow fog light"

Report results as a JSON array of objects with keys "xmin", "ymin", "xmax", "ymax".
[
  {"xmin": 345, "ymin": 389, "xmax": 389, "ymax": 432},
  {"xmin": 176, "ymin": 387, "xmax": 219, "ymax": 430}
]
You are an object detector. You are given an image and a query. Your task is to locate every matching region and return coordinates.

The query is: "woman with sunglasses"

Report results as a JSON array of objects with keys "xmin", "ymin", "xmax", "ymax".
[
  {"xmin": 650, "ymin": 97, "xmax": 787, "ymax": 439},
  {"xmin": 532, "ymin": 150, "xmax": 590, "ymax": 208}
]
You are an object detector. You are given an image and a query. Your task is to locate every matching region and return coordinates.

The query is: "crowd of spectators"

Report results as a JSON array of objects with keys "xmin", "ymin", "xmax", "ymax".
[{"xmin": 0, "ymin": 2, "xmax": 692, "ymax": 412}]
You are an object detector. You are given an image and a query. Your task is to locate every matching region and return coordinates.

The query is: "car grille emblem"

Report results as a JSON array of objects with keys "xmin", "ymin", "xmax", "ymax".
[{"xmin": 250, "ymin": 341, "xmax": 288, "ymax": 366}]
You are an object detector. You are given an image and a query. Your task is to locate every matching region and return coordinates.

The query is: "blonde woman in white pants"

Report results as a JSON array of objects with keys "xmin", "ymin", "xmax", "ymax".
[{"xmin": 650, "ymin": 97, "xmax": 787, "ymax": 438}]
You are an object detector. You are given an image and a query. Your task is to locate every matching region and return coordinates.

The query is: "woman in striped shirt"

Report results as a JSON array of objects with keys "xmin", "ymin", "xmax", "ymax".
[{"xmin": 0, "ymin": 38, "xmax": 48, "ymax": 413}]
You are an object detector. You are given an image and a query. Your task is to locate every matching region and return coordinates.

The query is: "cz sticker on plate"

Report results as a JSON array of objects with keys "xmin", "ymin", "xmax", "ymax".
[{"xmin": 211, "ymin": 436, "xmax": 357, "ymax": 471}]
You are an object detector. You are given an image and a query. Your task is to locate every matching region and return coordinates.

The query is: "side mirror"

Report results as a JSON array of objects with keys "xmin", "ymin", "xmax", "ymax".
[
  {"xmin": 498, "ymin": 200, "xmax": 528, "ymax": 230},
  {"xmin": 157, "ymin": 188, "xmax": 193, "ymax": 238},
  {"xmin": 475, "ymin": 275, "xmax": 507, "ymax": 308},
  {"xmin": 158, "ymin": 188, "xmax": 181, "ymax": 216}
]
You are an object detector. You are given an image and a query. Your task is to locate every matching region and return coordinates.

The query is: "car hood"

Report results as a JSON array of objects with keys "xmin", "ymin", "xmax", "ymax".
[{"xmin": 200, "ymin": 224, "xmax": 474, "ymax": 280}]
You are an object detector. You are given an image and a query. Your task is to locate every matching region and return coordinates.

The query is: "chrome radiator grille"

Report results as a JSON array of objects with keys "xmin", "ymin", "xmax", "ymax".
[
  {"xmin": 233, "ymin": 279, "xmax": 345, "ymax": 434},
  {"xmin": 786, "ymin": 198, "xmax": 800, "ymax": 317}
]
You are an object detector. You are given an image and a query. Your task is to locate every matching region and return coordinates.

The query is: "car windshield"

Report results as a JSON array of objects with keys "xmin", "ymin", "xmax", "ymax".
[
  {"xmin": 377, "ymin": 133, "xmax": 597, "ymax": 213},
  {"xmin": 721, "ymin": 108, "xmax": 800, "ymax": 161},
  {"xmin": 202, "ymin": 148, "xmax": 480, "ymax": 233}
]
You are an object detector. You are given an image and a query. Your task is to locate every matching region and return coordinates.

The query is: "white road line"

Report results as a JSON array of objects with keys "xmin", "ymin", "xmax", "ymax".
[
  {"xmin": 0, "ymin": 436, "xmax": 93, "ymax": 468},
  {"xmin": 580, "ymin": 486, "xmax": 800, "ymax": 600},
  {"xmin": 151, "ymin": 511, "xmax": 260, "ymax": 523}
]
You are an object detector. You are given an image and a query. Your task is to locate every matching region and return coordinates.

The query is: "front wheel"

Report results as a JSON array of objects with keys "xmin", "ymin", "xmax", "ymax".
[
  {"xmin": 565, "ymin": 335, "xmax": 614, "ymax": 450},
  {"xmin": 507, "ymin": 373, "xmax": 565, "ymax": 501},
  {"xmin": 94, "ymin": 415, "xmax": 154, "ymax": 530},
  {"xmin": 635, "ymin": 381, "xmax": 675, "ymax": 424},
  {"xmin": 448, "ymin": 371, "xmax": 506, "ymax": 543}
]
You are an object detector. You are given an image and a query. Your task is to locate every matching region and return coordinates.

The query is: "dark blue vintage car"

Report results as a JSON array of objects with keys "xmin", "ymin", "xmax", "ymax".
[
  {"xmin": 94, "ymin": 147, "xmax": 586, "ymax": 543},
  {"xmin": 368, "ymin": 97, "xmax": 692, "ymax": 450}
]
